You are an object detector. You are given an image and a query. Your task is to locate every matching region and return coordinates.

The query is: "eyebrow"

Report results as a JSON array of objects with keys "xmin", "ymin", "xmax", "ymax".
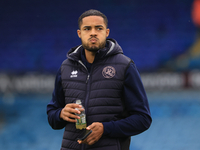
[{"xmin": 83, "ymin": 25, "xmax": 104, "ymax": 28}]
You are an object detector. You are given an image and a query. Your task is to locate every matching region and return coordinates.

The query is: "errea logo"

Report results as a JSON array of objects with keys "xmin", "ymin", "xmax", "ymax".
[{"xmin": 70, "ymin": 70, "xmax": 78, "ymax": 78}]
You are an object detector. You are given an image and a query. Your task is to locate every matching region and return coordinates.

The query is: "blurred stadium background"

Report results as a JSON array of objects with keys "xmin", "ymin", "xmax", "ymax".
[{"xmin": 1, "ymin": 0, "xmax": 200, "ymax": 150}]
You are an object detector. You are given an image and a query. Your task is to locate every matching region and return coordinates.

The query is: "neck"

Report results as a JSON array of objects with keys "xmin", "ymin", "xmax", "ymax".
[{"xmin": 85, "ymin": 49, "xmax": 96, "ymax": 63}]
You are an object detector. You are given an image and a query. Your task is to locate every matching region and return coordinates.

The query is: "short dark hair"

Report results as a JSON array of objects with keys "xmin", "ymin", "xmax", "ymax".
[{"xmin": 78, "ymin": 9, "xmax": 108, "ymax": 29}]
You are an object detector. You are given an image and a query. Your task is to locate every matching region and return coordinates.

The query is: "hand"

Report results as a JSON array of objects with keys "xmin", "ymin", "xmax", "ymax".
[
  {"xmin": 78, "ymin": 122, "xmax": 104, "ymax": 145},
  {"xmin": 60, "ymin": 103, "xmax": 83, "ymax": 122}
]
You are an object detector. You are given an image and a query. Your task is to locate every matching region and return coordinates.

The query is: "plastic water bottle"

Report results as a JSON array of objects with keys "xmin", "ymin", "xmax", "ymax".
[{"xmin": 75, "ymin": 100, "xmax": 87, "ymax": 130}]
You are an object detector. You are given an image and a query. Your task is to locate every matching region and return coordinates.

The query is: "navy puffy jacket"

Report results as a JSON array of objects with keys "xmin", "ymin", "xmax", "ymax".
[{"xmin": 47, "ymin": 39, "xmax": 152, "ymax": 150}]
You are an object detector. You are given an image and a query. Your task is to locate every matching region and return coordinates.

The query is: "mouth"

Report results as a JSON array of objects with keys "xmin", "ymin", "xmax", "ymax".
[{"xmin": 89, "ymin": 37, "xmax": 98, "ymax": 43}]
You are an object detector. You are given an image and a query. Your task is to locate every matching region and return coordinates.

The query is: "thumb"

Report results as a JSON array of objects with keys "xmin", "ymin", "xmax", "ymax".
[{"xmin": 86, "ymin": 123, "xmax": 95, "ymax": 130}]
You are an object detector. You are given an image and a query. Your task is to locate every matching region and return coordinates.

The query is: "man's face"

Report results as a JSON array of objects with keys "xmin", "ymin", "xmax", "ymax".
[{"xmin": 77, "ymin": 16, "xmax": 110, "ymax": 52}]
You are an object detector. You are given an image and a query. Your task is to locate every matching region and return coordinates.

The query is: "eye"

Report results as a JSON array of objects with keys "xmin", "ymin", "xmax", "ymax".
[
  {"xmin": 83, "ymin": 27, "xmax": 91, "ymax": 31},
  {"xmin": 97, "ymin": 27, "xmax": 103, "ymax": 30}
]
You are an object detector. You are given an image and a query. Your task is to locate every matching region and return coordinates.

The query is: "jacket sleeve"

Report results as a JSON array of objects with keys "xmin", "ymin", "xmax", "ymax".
[
  {"xmin": 46, "ymin": 68, "xmax": 67, "ymax": 129},
  {"xmin": 102, "ymin": 62, "xmax": 152, "ymax": 137}
]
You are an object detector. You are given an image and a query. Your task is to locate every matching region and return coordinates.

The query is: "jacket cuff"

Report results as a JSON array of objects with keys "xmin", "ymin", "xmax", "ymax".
[
  {"xmin": 102, "ymin": 122, "xmax": 114, "ymax": 136},
  {"xmin": 55, "ymin": 108, "xmax": 65, "ymax": 122}
]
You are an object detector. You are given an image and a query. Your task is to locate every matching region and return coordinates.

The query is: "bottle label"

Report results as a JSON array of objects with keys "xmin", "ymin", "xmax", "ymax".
[
  {"xmin": 81, "ymin": 116, "xmax": 86, "ymax": 124},
  {"xmin": 76, "ymin": 115, "xmax": 86, "ymax": 125}
]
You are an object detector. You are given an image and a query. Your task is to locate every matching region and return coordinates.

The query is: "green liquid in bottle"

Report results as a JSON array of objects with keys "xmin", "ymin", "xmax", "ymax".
[{"xmin": 75, "ymin": 100, "xmax": 87, "ymax": 130}]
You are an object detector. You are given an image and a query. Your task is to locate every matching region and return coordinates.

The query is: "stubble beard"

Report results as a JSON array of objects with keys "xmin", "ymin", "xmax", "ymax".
[{"xmin": 82, "ymin": 39, "xmax": 106, "ymax": 53}]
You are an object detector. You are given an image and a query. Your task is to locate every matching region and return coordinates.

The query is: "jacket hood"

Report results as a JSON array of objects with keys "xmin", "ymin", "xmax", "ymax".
[{"xmin": 67, "ymin": 38, "xmax": 123, "ymax": 62}]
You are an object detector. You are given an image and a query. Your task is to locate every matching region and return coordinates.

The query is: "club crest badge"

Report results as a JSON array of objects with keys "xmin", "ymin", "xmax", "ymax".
[{"xmin": 102, "ymin": 66, "xmax": 116, "ymax": 78}]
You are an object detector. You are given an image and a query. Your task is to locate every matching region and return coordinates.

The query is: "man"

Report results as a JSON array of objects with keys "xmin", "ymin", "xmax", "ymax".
[{"xmin": 47, "ymin": 9, "xmax": 152, "ymax": 150}]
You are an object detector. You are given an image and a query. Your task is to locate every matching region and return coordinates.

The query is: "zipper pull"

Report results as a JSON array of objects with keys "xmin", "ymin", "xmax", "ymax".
[{"xmin": 86, "ymin": 75, "xmax": 90, "ymax": 83}]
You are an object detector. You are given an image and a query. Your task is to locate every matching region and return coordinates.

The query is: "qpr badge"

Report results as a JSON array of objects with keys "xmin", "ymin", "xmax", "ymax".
[{"xmin": 102, "ymin": 66, "xmax": 116, "ymax": 78}]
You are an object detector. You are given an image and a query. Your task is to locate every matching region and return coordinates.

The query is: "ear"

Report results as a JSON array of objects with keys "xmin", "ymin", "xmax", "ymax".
[
  {"xmin": 106, "ymin": 28, "xmax": 110, "ymax": 37},
  {"xmin": 77, "ymin": 29, "xmax": 81, "ymax": 38}
]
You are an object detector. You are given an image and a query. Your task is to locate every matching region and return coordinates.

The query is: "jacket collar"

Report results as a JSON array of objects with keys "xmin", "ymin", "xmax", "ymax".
[{"xmin": 67, "ymin": 38, "xmax": 123, "ymax": 62}]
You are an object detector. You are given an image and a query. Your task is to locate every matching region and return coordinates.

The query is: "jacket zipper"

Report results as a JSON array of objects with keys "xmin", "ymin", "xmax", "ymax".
[
  {"xmin": 78, "ymin": 60, "xmax": 91, "ymax": 115},
  {"xmin": 86, "ymin": 74, "xmax": 90, "ymax": 83},
  {"xmin": 85, "ymin": 74, "xmax": 90, "ymax": 115},
  {"xmin": 78, "ymin": 60, "xmax": 91, "ymax": 150},
  {"xmin": 78, "ymin": 60, "xmax": 90, "ymax": 150}
]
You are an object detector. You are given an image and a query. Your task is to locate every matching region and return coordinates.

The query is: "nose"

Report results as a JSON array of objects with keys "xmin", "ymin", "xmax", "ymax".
[{"xmin": 90, "ymin": 28, "xmax": 97, "ymax": 36}]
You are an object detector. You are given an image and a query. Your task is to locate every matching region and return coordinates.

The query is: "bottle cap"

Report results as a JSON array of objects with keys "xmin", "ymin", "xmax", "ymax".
[{"xmin": 76, "ymin": 99, "xmax": 81, "ymax": 104}]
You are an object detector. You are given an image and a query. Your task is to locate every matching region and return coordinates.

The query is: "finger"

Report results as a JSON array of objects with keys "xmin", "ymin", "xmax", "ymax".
[
  {"xmin": 77, "ymin": 140, "xmax": 82, "ymax": 144},
  {"xmin": 87, "ymin": 139, "xmax": 96, "ymax": 145},
  {"xmin": 64, "ymin": 117, "xmax": 76, "ymax": 123},
  {"xmin": 64, "ymin": 111, "xmax": 80, "ymax": 119},
  {"xmin": 78, "ymin": 108, "xmax": 84, "ymax": 112},
  {"xmin": 61, "ymin": 110, "xmax": 80, "ymax": 122},
  {"xmin": 86, "ymin": 122, "xmax": 99, "ymax": 131},
  {"xmin": 82, "ymin": 132, "xmax": 95, "ymax": 144},
  {"xmin": 85, "ymin": 137, "xmax": 98, "ymax": 145},
  {"xmin": 86, "ymin": 123, "xmax": 95, "ymax": 130},
  {"xmin": 63, "ymin": 112, "xmax": 80, "ymax": 120},
  {"xmin": 66, "ymin": 103, "xmax": 82, "ymax": 109},
  {"xmin": 65, "ymin": 107, "xmax": 80, "ymax": 114}
]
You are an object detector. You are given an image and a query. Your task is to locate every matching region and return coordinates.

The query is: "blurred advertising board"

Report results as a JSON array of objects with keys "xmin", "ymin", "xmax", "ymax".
[{"xmin": 0, "ymin": 71, "xmax": 200, "ymax": 94}]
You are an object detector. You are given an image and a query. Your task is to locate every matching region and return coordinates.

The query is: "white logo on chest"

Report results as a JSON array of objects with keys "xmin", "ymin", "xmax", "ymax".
[{"xmin": 70, "ymin": 70, "xmax": 78, "ymax": 78}]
